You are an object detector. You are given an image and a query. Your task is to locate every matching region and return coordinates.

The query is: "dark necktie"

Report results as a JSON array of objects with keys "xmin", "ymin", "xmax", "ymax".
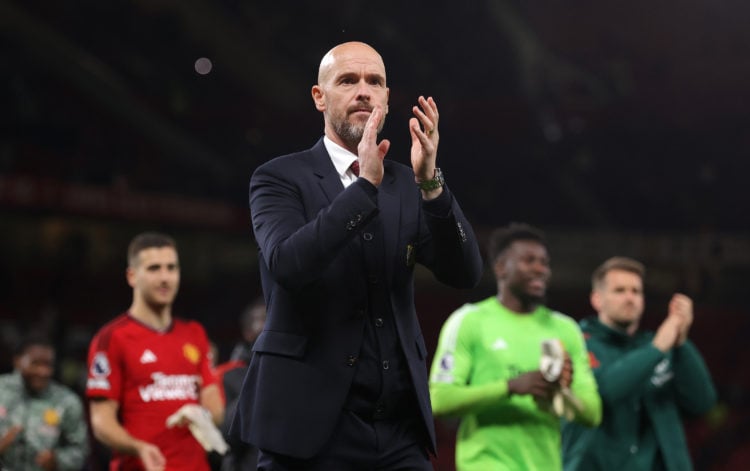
[{"xmin": 350, "ymin": 161, "xmax": 360, "ymax": 177}]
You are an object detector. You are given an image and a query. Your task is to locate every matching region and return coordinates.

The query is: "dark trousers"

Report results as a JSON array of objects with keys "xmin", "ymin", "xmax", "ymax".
[{"xmin": 257, "ymin": 410, "xmax": 432, "ymax": 470}]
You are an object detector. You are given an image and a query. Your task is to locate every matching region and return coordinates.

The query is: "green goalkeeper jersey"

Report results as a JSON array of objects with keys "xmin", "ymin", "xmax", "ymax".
[{"xmin": 429, "ymin": 297, "xmax": 601, "ymax": 471}]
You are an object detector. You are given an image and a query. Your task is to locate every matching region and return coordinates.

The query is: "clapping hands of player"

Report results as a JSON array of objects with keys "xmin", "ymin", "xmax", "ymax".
[
  {"xmin": 653, "ymin": 293, "xmax": 694, "ymax": 351},
  {"xmin": 668, "ymin": 293, "xmax": 693, "ymax": 346}
]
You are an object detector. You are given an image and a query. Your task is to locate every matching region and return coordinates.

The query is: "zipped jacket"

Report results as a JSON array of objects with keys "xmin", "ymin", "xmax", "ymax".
[{"xmin": 562, "ymin": 317, "xmax": 717, "ymax": 471}]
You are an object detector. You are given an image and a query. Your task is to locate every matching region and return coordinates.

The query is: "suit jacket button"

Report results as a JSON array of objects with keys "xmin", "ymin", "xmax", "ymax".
[
  {"xmin": 346, "ymin": 355, "xmax": 357, "ymax": 367},
  {"xmin": 375, "ymin": 318, "xmax": 384, "ymax": 327}
]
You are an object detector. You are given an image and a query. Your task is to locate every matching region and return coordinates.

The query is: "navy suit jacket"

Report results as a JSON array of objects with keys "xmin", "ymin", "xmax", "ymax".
[{"xmin": 232, "ymin": 138, "xmax": 483, "ymax": 459}]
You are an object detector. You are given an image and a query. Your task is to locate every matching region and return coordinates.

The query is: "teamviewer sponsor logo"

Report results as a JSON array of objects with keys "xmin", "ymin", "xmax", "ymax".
[{"xmin": 138, "ymin": 372, "xmax": 201, "ymax": 402}]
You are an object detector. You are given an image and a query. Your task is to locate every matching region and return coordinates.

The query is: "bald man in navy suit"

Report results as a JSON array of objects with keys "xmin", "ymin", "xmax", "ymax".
[{"xmin": 232, "ymin": 41, "xmax": 483, "ymax": 470}]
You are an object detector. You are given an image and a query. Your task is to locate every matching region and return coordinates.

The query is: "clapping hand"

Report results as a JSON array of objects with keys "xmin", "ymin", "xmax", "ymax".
[{"xmin": 410, "ymin": 96, "xmax": 439, "ymax": 178}]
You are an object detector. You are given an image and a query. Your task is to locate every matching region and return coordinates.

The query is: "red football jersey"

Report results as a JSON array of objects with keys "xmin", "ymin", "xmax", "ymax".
[{"xmin": 86, "ymin": 313, "xmax": 217, "ymax": 471}]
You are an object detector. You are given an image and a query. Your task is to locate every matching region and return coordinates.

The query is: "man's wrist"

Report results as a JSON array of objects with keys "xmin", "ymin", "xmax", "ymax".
[{"xmin": 416, "ymin": 167, "xmax": 444, "ymax": 191}]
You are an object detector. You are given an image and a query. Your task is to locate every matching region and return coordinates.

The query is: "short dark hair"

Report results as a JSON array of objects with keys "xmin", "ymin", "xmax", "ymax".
[
  {"xmin": 487, "ymin": 222, "xmax": 547, "ymax": 264},
  {"xmin": 13, "ymin": 334, "xmax": 54, "ymax": 356},
  {"xmin": 591, "ymin": 256, "xmax": 645, "ymax": 290},
  {"xmin": 127, "ymin": 232, "xmax": 176, "ymax": 267}
]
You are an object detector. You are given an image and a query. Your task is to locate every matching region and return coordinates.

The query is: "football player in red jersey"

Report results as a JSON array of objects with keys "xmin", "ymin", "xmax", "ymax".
[{"xmin": 86, "ymin": 232, "xmax": 224, "ymax": 471}]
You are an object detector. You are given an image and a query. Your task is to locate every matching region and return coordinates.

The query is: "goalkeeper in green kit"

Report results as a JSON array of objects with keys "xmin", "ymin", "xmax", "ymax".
[{"xmin": 429, "ymin": 223, "xmax": 602, "ymax": 471}]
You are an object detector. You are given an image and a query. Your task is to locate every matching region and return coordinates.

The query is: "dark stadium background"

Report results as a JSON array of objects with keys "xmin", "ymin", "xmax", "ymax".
[{"xmin": 1, "ymin": 1, "xmax": 749, "ymax": 469}]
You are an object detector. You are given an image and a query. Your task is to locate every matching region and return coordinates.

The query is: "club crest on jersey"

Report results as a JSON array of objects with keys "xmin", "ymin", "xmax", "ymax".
[
  {"xmin": 183, "ymin": 343, "xmax": 200, "ymax": 364},
  {"xmin": 43, "ymin": 408, "xmax": 60, "ymax": 426}
]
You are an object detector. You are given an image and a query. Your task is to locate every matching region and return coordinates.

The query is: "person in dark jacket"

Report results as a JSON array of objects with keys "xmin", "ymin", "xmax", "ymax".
[
  {"xmin": 562, "ymin": 256, "xmax": 717, "ymax": 471},
  {"xmin": 231, "ymin": 41, "xmax": 483, "ymax": 470}
]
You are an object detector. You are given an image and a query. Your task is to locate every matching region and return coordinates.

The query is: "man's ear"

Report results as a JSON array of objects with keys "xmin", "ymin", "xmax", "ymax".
[
  {"xmin": 492, "ymin": 257, "xmax": 506, "ymax": 280},
  {"xmin": 126, "ymin": 267, "xmax": 136, "ymax": 288},
  {"xmin": 590, "ymin": 290, "xmax": 601, "ymax": 312},
  {"xmin": 312, "ymin": 85, "xmax": 325, "ymax": 111}
]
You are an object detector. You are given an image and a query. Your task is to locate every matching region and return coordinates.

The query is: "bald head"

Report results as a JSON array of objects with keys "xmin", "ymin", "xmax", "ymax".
[{"xmin": 317, "ymin": 41, "xmax": 386, "ymax": 85}]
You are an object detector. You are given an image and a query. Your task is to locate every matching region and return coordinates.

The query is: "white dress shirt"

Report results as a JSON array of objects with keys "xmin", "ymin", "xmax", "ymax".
[{"xmin": 323, "ymin": 136, "xmax": 359, "ymax": 188}]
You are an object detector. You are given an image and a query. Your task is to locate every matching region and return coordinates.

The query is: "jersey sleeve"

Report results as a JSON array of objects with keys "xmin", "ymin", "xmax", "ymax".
[
  {"xmin": 429, "ymin": 305, "xmax": 509, "ymax": 417},
  {"xmin": 86, "ymin": 328, "xmax": 123, "ymax": 401},
  {"xmin": 191, "ymin": 321, "xmax": 218, "ymax": 390},
  {"xmin": 561, "ymin": 318, "xmax": 602, "ymax": 427}
]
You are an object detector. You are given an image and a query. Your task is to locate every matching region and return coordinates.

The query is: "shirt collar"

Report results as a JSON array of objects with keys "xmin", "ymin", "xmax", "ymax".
[{"xmin": 323, "ymin": 136, "xmax": 358, "ymax": 179}]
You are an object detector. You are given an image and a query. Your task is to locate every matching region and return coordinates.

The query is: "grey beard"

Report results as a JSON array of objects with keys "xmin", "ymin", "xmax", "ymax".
[
  {"xmin": 333, "ymin": 120, "xmax": 365, "ymax": 149},
  {"xmin": 332, "ymin": 114, "xmax": 386, "ymax": 149}
]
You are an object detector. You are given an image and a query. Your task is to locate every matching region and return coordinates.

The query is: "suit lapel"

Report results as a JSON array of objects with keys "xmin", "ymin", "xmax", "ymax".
[{"xmin": 309, "ymin": 138, "xmax": 344, "ymax": 203}]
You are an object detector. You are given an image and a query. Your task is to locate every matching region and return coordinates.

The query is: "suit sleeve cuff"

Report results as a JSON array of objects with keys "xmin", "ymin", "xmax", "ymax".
[
  {"xmin": 422, "ymin": 185, "xmax": 452, "ymax": 218},
  {"xmin": 353, "ymin": 177, "xmax": 378, "ymax": 201}
]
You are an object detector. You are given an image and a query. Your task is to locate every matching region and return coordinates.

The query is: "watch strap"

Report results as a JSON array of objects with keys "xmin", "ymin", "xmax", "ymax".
[{"xmin": 416, "ymin": 168, "xmax": 444, "ymax": 191}]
